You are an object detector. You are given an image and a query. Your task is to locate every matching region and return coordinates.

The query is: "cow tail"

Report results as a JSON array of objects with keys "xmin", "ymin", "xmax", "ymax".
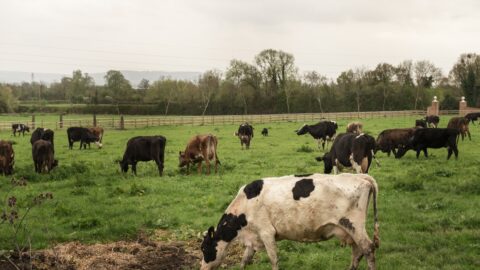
[{"xmin": 371, "ymin": 180, "xmax": 380, "ymax": 248}]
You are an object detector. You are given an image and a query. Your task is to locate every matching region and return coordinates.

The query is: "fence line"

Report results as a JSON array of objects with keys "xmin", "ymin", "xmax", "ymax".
[{"xmin": 0, "ymin": 110, "xmax": 464, "ymax": 131}]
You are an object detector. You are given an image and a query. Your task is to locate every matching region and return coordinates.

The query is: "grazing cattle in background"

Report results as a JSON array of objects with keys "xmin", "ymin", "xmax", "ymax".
[
  {"xmin": 88, "ymin": 126, "xmax": 105, "ymax": 143},
  {"xmin": 465, "ymin": 112, "xmax": 480, "ymax": 125},
  {"xmin": 179, "ymin": 134, "xmax": 220, "ymax": 175},
  {"xmin": 32, "ymin": 140, "xmax": 58, "ymax": 173},
  {"xmin": 0, "ymin": 140, "xmax": 14, "ymax": 175},
  {"xmin": 30, "ymin": 128, "xmax": 55, "ymax": 152},
  {"xmin": 375, "ymin": 128, "xmax": 416, "ymax": 157},
  {"xmin": 261, "ymin": 128, "xmax": 268, "ymax": 136},
  {"xmin": 316, "ymin": 133, "xmax": 376, "ymax": 174},
  {"xmin": 296, "ymin": 121, "xmax": 338, "ymax": 150},
  {"xmin": 119, "ymin": 136, "xmax": 166, "ymax": 176},
  {"xmin": 425, "ymin": 115, "xmax": 440, "ymax": 128},
  {"xmin": 200, "ymin": 173, "xmax": 379, "ymax": 270},
  {"xmin": 395, "ymin": 128, "xmax": 459, "ymax": 159},
  {"xmin": 67, "ymin": 127, "xmax": 101, "ymax": 150},
  {"xmin": 346, "ymin": 122, "xmax": 363, "ymax": 134},
  {"xmin": 11, "ymin": 124, "xmax": 30, "ymax": 137},
  {"xmin": 236, "ymin": 123, "xmax": 254, "ymax": 149},
  {"xmin": 447, "ymin": 117, "xmax": 471, "ymax": 141},
  {"xmin": 415, "ymin": 119, "xmax": 427, "ymax": 128}
]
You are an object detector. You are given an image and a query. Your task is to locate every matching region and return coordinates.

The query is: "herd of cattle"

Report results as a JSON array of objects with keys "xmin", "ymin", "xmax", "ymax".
[{"xmin": 1, "ymin": 112, "xmax": 479, "ymax": 270}]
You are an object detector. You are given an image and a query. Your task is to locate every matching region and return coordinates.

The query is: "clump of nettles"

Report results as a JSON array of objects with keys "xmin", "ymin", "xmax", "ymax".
[{"xmin": 1, "ymin": 177, "xmax": 54, "ymax": 268}]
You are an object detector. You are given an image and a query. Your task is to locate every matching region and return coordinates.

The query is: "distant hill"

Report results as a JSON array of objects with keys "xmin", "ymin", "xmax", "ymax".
[{"xmin": 0, "ymin": 70, "xmax": 201, "ymax": 86}]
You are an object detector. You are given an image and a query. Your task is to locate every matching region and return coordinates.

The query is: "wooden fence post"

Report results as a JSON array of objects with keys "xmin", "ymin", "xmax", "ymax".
[
  {"xmin": 120, "ymin": 115, "xmax": 125, "ymax": 130},
  {"xmin": 93, "ymin": 113, "xmax": 97, "ymax": 127},
  {"xmin": 31, "ymin": 115, "xmax": 35, "ymax": 129},
  {"xmin": 59, "ymin": 114, "xmax": 63, "ymax": 129}
]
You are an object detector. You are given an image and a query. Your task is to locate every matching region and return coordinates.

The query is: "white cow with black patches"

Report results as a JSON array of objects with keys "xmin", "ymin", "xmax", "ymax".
[{"xmin": 201, "ymin": 173, "xmax": 380, "ymax": 270}]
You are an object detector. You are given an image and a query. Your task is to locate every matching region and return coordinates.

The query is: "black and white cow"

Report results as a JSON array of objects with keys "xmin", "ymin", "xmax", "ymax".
[
  {"xmin": 296, "ymin": 121, "xmax": 338, "ymax": 150},
  {"xmin": 395, "ymin": 128, "xmax": 459, "ymax": 159},
  {"xmin": 425, "ymin": 115, "xmax": 440, "ymax": 128},
  {"xmin": 119, "ymin": 135, "xmax": 166, "ymax": 176},
  {"xmin": 415, "ymin": 119, "xmax": 427, "ymax": 128},
  {"xmin": 67, "ymin": 127, "xmax": 101, "ymax": 150},
  {"xmin": 12, "ymin": 124, "xmax": 30, "ymax": 137},
  {"xmin": 316, "ymin": 133, "xmax": 376, "ymax": 174},
  {"xmin": 236, "ymin": 123, "xmax": 254, "ymax": 149},
  {"xmin": 200, "ymin": 173, "xmax": 380, "ymax": 270}
]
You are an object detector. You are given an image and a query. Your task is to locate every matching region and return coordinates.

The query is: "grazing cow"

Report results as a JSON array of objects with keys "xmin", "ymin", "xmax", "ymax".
[
  {"xmin": 465, "ymin": 112, "xmax": 480, "ymax": 125},
  {"xmin": 179, "ymin": 134, "xmax": 220, "ymax": 175},
  {"xmin": 200, "ymin": 173, "xmax": 379, "ymax": 270},
  {"xmin": 415, "ymin": 119, "xmax": 427, "ymax": 128},
  {"xmin": 32, "ymin": 140, "xmax": 58, "ymax": 173},
  {"xmin": 119, "ymin": 136, "xmax": 166, "ymax": 176},
  {"xmin": 346, "ymin": 122, "xmax": 363, "ymax": 134},
  {"xmin": 236, "ymin": 123, "xmax": 254, "ymax": 149},
  {"xmin": 425, "ymin": 115, "xmax": 440, "ymax": 128},
  {"xmin": 296, "ymin": 121, "xmax": 338, "ymax": 150},
  {"xmin": 447, "ymin": 117, "xmax": 471, "ymax": 141},
  {"xmin": 11, "ymin": 124, "xmax": 30, "ymax": 137},
  {"xmin": 30, "ymin": 128, "xmax": 55, "ymax": 152},
  {"xmin": 261, "ymin": 128, "xmax": 268, "ymax": 136},
  {"xmin": 375, "ymin": 128, "xmax": 416, "ymax": 157},
  {"xmin": 0, "ymin": 140, "xmax": 14, "ymax": 175},
  {"xmin": 88, "ymin": 126, "xmax": 105, "ymax": 143},
  {"xmin": 67, "ymin": 127, "xmax": 101, "ymax": 150},
  {"xmin": 316, "ymin": 133, "xmax": 376, "ymax": 174},
  {"xmin": 395, "ymin": 128, "xmax": 459, "ymax": 159}
]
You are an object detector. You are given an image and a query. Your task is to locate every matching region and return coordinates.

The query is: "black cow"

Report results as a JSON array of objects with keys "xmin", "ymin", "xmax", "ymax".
[
  {"xmin": 465, "ymin": 112, "xmax": 480, "ymax": 125},
  {"xmin": 67, "ymin": 127, "xmax": 101, "ymax": 150},
  {"xmin": 31, "ymin": 128, "xmax": 55, "ymax": 152},
  {"xmin": 12, "ymin": 124, "xmax": 30, "ymax": 137},
  {"xmin": 316, "ymin": 133, "xmax": 376, "ymax": 174},
  {"xmin": 395, "ymin": 128, "xmax": 459, "ymax": 159},
  {"xmin": 425, "ymin": 115, "xmax": 440, "ymax": 128},
  {"xmin": 32, "ymin": 140, "xmax": 58, "ymax": 173},
  {"xmin": 415, "ymin": 119, "xmax": 427, "ymax": 128},
  {"xmin": 296, "ymin": 121, "xmax": 338, "ymax": 150},
  {"xmin": 261, "ymin": 128, "xmax": 268, "ymax": 136},
  {"xmin": 119, "ymin": 136, "xmax": 166, "ymax": 176},
  {"xmin": 236, "ymin": 123, "xmax": 254, "ymax": 149}
]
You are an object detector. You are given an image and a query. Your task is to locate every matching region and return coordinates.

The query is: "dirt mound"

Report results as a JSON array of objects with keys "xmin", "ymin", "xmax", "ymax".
[{"xmin": 1, "ymin": 237, "xmax": 201, "ymax": 270}]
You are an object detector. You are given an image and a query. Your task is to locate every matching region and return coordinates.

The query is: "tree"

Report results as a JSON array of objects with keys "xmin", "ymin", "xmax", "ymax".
[
  {"xmin": 372, "ymin": 63, "xmax": 395, "ymax": 111},
  {"xmin": 104, "ymin": 70, "xmax": 133, "ymax": 114},
  {"xmin": 198, "ymin": 70, "xmax": 221, "ymax": 115},
  {"xmin": 138, "ymin": 78, "xmax": 150, "ymax": 90},
  {"xmin": 0, "ymin": 85, "xmax": 17, "ymax": 113},
  {"xmin": 226, "ymin": 59, "xmax": 261, "ymax": 114},
  {"xmin": 145, "ymin": 78, "xmax": 178, "ymax": 115},
  {"xmin": 450, "ymin": 53, "xmax": 480, "ymax": 106},
  {"xmin": 68, "ymin": 70, "xmax": 94, "ymax": 103},
  {"xmin": 413, "ymin": 61, "xmax": 442, "ymax": 109},
  {"xmin": 304, "ymin": 71, "xmax": 328, "ymax": 113}
]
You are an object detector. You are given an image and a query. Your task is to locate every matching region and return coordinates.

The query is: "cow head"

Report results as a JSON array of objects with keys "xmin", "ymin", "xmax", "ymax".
[
  {"xmin": 415, "ymin": 119, "xmax": 427, "ymax": 128},
  {"xmin": 295, "ymin": 124, "xmax": 309, "ymax": 135},
  {"xmin": 118, "ymin": 159, "xmax": 129, "ymax": 173},
  {"xmin": 200, "ymin": 226, "xmax": 228, "ymax": 270},
  {"xmin": 178, "ymin": 151, "xmax": 189, "ymax": 167},
  {"xmin": 315, "ymin": 152, "xmax": 333, "ymax": 174}
]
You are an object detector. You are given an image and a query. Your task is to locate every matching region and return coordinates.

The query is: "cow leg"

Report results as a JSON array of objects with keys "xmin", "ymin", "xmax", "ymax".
[
  {"xmin": 132, "ymin": 162, "xmax": 137, "ymax": 175},
  {"xmin": 423, "ymin": 148, "xmax": 428, "ymax": 158},
  {"xmin": 197, "ymin": 162, "xmax": 202, "ymax": 174},
  {"xmin": 468, "ymin": 130, "xmax": 471, "ymax": 140},
  {"xmin": 447, "ymin": 147, "xmax": 453, "ymax": 160},
  {"xmin": 259, "ymin": 233, "xmax": 278, "ymax": 270},
  {"xmin": 155, "ymin": 159, "xmax": 163, "ymax": 176},
  {"xmin": 205, "ymin": 159, "xmax": 211, "ymax": 175},
  {"xmin": 240, "ymin": 245, "xmax": 256, "ymax": 269},
  {"xmin": 349, "ymin": 243, "xmax": 364, "ymax": 270}
]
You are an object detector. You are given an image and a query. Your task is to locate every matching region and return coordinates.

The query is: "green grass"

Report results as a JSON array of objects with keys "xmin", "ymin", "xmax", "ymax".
[{"xmin": 1, "ymin": 116, "xmax": 479, "ymax": 269}]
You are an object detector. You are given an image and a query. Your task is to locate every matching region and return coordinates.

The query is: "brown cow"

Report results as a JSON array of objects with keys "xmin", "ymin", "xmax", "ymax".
[
  {"xmin": 375, "ymin": 128, "xmax": 417, "ymax": 157},
  {"xmin": 179, "ymin": 134, "xmax": 220, "ymax": 175},
  {"xmin": 346, "ymin": 122, "xmax": 363, "ymax": 134},
  {"xmin": 32, "ymin": 140, "xmax": 58, "ymax": 173},
  {"xmin": 89, "ymin": 127, "xmax": 104, "ymax": 143},
  {"xmin": 447, "ymin": 117, "xmax": 471, "ymax": 141},
  {"xmin": 0, "ymin": 140, "xmax": 14, "ymax": 175}
]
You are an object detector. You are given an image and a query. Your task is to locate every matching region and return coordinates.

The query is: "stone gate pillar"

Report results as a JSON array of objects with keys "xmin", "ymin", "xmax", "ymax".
[
  {"xmin": 459, "ymin": 96, "xmax": 467, "ymax": 116},
  {"xmin": 427, "ymin": 96, "xmax": 439, "ymax": 116}
]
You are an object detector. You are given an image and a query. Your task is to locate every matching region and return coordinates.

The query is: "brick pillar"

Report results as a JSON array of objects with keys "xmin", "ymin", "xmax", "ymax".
[
  {"xmin": 427, "ymin": 96, "xmax": 439, "ymax": 116},
  {"xmin": 459, "ymin": 96, "xmax": 467, "ymax": 116}
]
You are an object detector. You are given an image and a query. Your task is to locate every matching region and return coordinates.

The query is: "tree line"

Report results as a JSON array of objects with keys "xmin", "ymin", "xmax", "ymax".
[{"xmin": 1, "ymin": 51, "xmax": 479, "ymax": 115}]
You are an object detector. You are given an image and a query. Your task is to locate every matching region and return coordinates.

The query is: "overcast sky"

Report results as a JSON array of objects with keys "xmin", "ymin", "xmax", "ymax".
[{"xmin": 0, "ymin": 0, "xmax": 479, "ymax": 79}]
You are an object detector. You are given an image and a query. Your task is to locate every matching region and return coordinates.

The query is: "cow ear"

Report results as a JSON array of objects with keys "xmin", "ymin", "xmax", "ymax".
[
  {"xmin": 179, "ymin": 151, "xmax": 182, "ymax": 155},
  {"xmin": 207, "ymin": 226, "xmax": 215, "ymax": 238}
]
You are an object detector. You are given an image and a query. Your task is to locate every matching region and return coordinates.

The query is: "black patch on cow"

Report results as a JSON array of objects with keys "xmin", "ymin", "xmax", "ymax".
[
  {"xmin": 216, "ymin": 213, "xmax": 248, "ymax": 242},
  {"xmin": 339, "ymin": 217, "xmax": 355, "ymax": 233},
  {"xmin": 201, "ymin": 227, "xmax": 217, "ymax": 263},
  {"xmin": 244, "ymin": 180, "xmax": 263, "ymax": 199},
  {"xmin": 292, "ymin": 179, "xmax": 315, "ymax": 200},
  {"xmin": 294, "ymin": 173, "xmax": 313, "ymax": 177}
]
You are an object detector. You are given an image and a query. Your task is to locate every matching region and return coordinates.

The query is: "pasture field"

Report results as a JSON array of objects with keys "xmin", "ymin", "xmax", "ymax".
[{"xmin": 0, "ymin": 116, "xmax": 479, "ymax": 269}]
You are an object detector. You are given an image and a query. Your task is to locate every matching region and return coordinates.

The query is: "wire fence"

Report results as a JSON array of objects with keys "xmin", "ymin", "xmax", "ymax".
[{"xmin": 0, "ymin": 110, "xmax": 464, "ymax": 131}]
